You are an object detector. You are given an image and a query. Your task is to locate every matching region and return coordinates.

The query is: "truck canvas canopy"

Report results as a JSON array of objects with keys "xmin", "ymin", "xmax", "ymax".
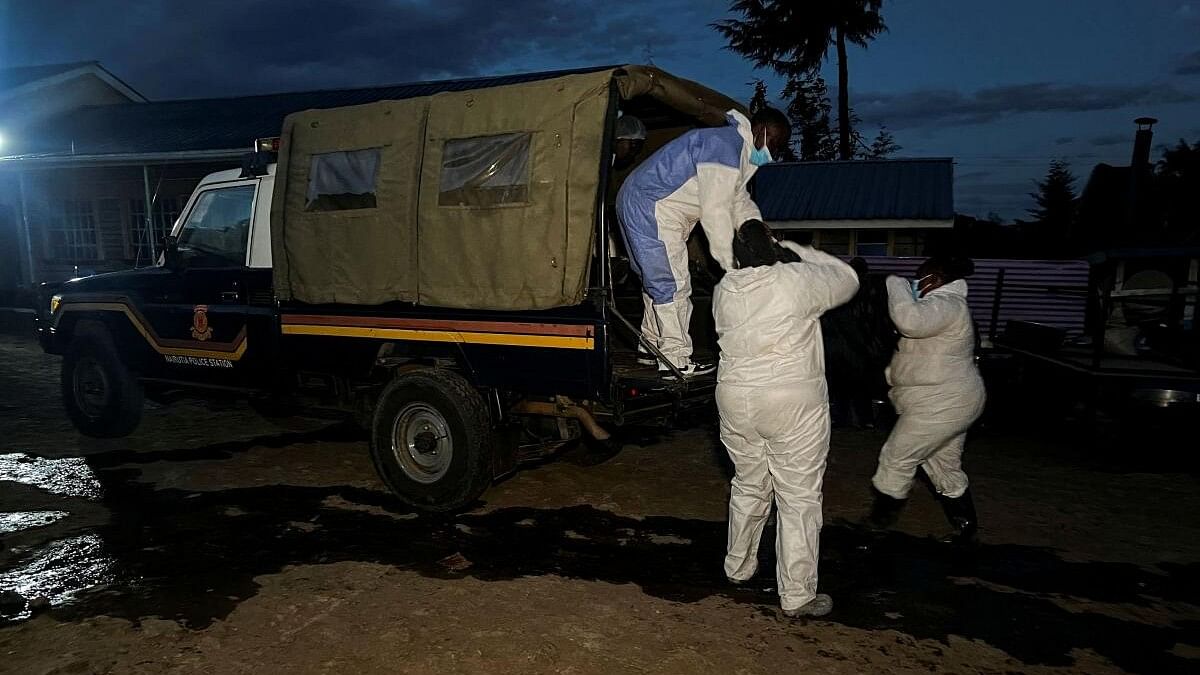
[{"xmin": 270, "ymin": 65, "xmax": 743, "ymax": 310}]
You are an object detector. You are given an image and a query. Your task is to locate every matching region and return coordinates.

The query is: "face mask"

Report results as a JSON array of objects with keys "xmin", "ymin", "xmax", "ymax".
[
  {"xmin": 749, "ymin": 131, "xmax": 774, "ymax": 166},
  {"xmin": 911, "ymin": 274, "xmax": 933, "ymax": 300}
]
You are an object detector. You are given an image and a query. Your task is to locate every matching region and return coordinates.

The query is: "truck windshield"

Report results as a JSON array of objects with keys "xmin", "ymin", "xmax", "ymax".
[{"xmin": 177, "ymin": 185, "xmax": 255, "ymax": 267}]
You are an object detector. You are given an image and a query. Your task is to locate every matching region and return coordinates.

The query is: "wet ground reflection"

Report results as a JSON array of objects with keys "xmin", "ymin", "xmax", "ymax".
[
  {"xmin": 0, "ymin": 453, "xmax": 103, "ymax": 499},
  {"xmin": 0, "ymin": 443, "xmax": 1197, "ymax": 674},
  {"xmin": 0, "ymin": 511, "xmax": 69, "ymax": 535}
]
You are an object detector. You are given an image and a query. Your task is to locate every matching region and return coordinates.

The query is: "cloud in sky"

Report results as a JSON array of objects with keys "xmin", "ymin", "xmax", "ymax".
[
  {"xmin": 1091, "ymin": 133, "xmax": 1131, "ymax": 147},
  {"xmin": 2, "ymin": 0, "xmax": 693, "ymax": 98},
  {"xmin": 855, "ymin": 82, "xmax": 1199, "ymax": 129},
  {"xmin": 1173, "ymin": 50, "xmax": 1200, "ymax": 75}
]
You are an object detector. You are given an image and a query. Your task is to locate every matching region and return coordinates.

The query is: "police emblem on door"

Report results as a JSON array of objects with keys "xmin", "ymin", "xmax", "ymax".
[{"xmin": 191, "ymin": 304, "xmax": 213, "ymax": 341}]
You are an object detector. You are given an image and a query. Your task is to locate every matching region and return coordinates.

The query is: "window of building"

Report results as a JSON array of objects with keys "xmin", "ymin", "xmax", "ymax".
[
  {"xmin": 129, "ymin": 196, "xmax": 183, "ymax": 260},
  {"xmin": 892, "ymin": 231, "xmax": 926, "ymax": 257},
  {"xmin": 855, "ymin": 229, "xmax": 889, "ymax": 257},
  {"xmin": 48, "ymin": 199, "xmax": 99, "ymax": 261},
  {"xmin": 439, "ymin": 132, "xmax": 531, "ymax": 207},
  {"xmin": 816, "ymin": 229, "xmax": 850, "ymax": 256},
  {"xmin": 779, "ymin": 230, "xmax": 814, "ymax": 246},
  {"xmin": 306, "ymin": 148, "xmax": 382, "ymax": 211},
  {"xmin": 177, "ymin": 186, "xmax": 256, "ymax": 267}
]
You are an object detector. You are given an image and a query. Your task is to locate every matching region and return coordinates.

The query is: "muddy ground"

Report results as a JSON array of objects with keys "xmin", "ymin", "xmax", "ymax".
[{"xmin": 1, "ymin": 332, "xmax": 1198, "ymax": 674}]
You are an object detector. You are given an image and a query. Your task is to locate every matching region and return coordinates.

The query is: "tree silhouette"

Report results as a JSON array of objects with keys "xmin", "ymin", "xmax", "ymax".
[
  {"xmin": 782, "ymin": 72, "xmax": 836, "ymax": 160},
  {"xmin": 1156, "ymin": 139, "xmax": 1200, "ymax": 243},
  {"xmin": 714, "ymin": 0, "xmax": 887, "ymax": 160},
  {"xmin": 1029, "ymin": 160, "xmax": 1077, "ymax": 255},
  {"xmin": 749, "ymin": 79, "xmax": 770, "ymax": 114},
  {"xmin": 866, "ymin": 126, "xmax": 901, "ymax": 158}
]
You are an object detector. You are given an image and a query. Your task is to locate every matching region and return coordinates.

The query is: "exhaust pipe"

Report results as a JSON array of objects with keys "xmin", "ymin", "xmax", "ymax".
[{"xmin": 511, "ymin": 398, "xmax": 611, "ymax": 441}]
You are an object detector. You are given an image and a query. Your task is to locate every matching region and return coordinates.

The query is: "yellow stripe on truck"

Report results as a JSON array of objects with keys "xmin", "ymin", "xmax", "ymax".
[{"xmin": 281, "ymin": 324, "xmax": 594, "ymax": 350}]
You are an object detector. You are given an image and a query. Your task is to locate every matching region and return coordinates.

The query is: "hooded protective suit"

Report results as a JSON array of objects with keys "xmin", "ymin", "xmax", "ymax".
[
  {"xmin": 617, "ymin": 110, "xmax": 763, "ymax": 369},
  {"xmin": 713, "ymin": 241, "xmax": 858, "ymax": 612},
  {"xmin": 872, "ymin": 276, "xmax": 986, "ymax": 500}
]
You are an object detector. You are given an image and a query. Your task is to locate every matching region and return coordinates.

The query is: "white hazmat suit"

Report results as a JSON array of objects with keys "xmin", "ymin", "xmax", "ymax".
[
  {"xmin": 713, "ymin": 242, "xmax": 858, "ymax": 612},
  {"xmin": 617, "ymin": 110, "xmax": 763, "ymax": 371},
  {"xmin": 872, "ymin": 277, "xmax": 986, "ymax": 500}
]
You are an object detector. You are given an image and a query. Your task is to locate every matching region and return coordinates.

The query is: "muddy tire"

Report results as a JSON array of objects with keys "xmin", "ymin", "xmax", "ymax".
[
  {"xmin": 369, "ymin": 369, "xmax": 492, "ymax": 513},
  {"xmin": 61, "ymin": 333, "xmax": 144, "ymax": 438}
]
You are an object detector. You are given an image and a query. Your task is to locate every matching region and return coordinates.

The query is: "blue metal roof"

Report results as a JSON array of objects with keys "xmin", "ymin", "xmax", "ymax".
[
  {"xmin": 754, "ymin": 158, "xmax": 955, "ymax": 222},
  {"xmin": 11, "ymin": 65, "xmax": 616, "ymax": 157}
]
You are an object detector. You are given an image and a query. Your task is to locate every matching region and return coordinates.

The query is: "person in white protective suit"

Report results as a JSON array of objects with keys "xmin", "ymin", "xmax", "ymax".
[
  {"xmin": 714, "ymin": 219, "xmax": 859, "ymax": 618},
  {"xmin": 864, "ymin": 256, "xmax": 986, "ymax": 545},
  {"xmin": 617, "ymin": 107, "xmax": 791, "ymax": 377}
]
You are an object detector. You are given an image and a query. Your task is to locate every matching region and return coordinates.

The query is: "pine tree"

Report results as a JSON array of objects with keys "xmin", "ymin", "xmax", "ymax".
[
  {"xmin": 1029, "ymin": 159, "xmax": 1077, "ymax": 254},
  {"xmin": 749, "ymin": 79, "xmax": 769, "ymax": 114},
  {"xmin": 782, "ymin": 72, "xmax": 837, "ymax": 161},
  {"xmin": 866, "ymin": 126, "xmax": 900, "ymax": 158}
]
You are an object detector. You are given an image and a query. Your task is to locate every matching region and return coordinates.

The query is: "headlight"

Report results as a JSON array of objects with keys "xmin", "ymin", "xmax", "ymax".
[{"xmin": 49, "ymin": 294, "xmax": 62, "ymax": 315}]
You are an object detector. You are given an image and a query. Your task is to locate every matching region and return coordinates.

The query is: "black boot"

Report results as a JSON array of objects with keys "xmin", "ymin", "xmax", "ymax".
[
  {"xmin": 938, "ymin": 488, "xmax": 978, "ymax": 545},
  {"xmin": 862, "ymin": 487, "xmax": 907, "ymax": 530}
]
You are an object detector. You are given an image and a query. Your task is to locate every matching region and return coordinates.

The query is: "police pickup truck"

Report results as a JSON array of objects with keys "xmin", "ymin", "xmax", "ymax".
[{"xmin": 36, "ymin": 66, "xmax": 737, "ymax": 511}]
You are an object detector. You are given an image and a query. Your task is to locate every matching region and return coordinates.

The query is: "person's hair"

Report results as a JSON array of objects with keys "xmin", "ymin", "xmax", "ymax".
[
  {"xmin": 849, "ymin": 257, "xmax": 869, "ymax": 278},
  {"xmin": 919, "ymin": 255, "xmax": 975, "ymax": 283},
  {"xmin": 733, "ymin": 219, "xmax": 781, "ymax": 268},
  {"xmin": 750, "ymin": 107, "xmax": 791, "ymax": 142}
]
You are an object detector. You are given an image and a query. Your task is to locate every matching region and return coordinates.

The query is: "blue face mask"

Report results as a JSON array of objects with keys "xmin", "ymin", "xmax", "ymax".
[
  {"xmin": 749, "ymin": 131, "xmax": 774, "ymax": 166},
  {"xmin": 911, "ymin": 274, "xmax": 933, "ymax": 301}
]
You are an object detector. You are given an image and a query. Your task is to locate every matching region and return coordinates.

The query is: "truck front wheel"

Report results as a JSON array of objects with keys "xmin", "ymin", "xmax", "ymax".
[
  {"xmin": 61, "ymin": 335, "xmax": 144, "ymax": 438},
  {"xmin": 369, "ymin": 369, "xmax": 492, "ymax": 513}
]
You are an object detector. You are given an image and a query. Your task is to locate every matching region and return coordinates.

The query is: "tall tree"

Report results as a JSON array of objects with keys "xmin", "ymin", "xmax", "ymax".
[
  {"xmin": 1029, "ymin": 160, "xmax": 1077, "ymax": 254},
  {"xmin": 714, "ymin": 0, "xmax": 887, "ymax": 160}
]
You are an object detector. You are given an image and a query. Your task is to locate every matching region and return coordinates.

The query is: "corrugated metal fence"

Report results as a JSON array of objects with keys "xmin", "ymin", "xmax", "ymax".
[{"xmin": 856, "ymin": 257, "xmax": 1092, "ymax": 339}]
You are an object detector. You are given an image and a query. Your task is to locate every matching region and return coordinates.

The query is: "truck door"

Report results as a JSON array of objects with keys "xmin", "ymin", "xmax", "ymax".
[{"xmin": 140, "ymin": 182, "xmax": 259, "ymax": 387}]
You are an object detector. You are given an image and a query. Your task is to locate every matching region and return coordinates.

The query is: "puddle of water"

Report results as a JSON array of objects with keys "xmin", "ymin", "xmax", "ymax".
[
  {"xmin": 0, "ymin": 511, "xmax": 69, "ymax": 535},
  {"xmin": 0, "ymin": 453, "xmax": 102, "ymax": 499},
  {"xmin": 0, "ymin": 534, "xmax": 118, "ymax": 621}
]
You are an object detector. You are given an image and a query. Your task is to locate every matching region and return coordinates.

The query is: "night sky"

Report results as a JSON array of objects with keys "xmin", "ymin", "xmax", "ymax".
[{"xmin": 3, "ymin": 0, "xmax": 1199, "ymax": 219}]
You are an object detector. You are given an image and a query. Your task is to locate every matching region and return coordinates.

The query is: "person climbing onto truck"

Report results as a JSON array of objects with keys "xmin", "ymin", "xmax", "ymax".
[{"xmin": 616, "ymin": 107, "xmax": 791, "ymax": 378}]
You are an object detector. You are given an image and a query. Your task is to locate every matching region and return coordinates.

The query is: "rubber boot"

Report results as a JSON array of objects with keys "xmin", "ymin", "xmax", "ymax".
[
  {"xmin": 862, "ymin": 487, "xmax": 907, "ymax": 531},
  {"xmin": 938, "ymin": 488, "xmax": 978, "ymax": 545},
  {"xmin": 783, "ymin": 593, "xmax": 833, "ymax": 618}
]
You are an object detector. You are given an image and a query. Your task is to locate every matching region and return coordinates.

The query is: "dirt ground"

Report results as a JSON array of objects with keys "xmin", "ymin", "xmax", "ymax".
[{"xmin": 1, "ymin": 332, "xmax": 1198, "ymax": 674}]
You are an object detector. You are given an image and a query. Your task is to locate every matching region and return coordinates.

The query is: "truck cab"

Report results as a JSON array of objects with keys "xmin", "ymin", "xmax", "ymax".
[{"xmin": 42, "ymin": 158, "xmax": 278, "ymax": 388}]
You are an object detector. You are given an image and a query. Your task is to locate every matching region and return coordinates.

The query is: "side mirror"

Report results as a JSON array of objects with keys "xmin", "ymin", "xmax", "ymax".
[{"xmin": 162, "ymin": 235, "xmax": 181, "ymax": 269}]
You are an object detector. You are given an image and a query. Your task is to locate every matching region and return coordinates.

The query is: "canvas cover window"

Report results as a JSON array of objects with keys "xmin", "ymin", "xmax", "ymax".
[
  {"xmin": 306, "ymin": 148, "xmax": 381, "ymax": 211},
  {"xmin": 438, "ymin": 132, "xmax": 531, "ymax": 207}
]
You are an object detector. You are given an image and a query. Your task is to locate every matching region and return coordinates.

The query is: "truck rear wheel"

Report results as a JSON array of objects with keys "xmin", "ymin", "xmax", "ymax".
[
  {"xmin": 61, "ymin": 335, "xmax": 144, "ymax": 438},
  {"xmin": 369, "ymin": 369, "xmax": 492, "ymax": 513}
]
